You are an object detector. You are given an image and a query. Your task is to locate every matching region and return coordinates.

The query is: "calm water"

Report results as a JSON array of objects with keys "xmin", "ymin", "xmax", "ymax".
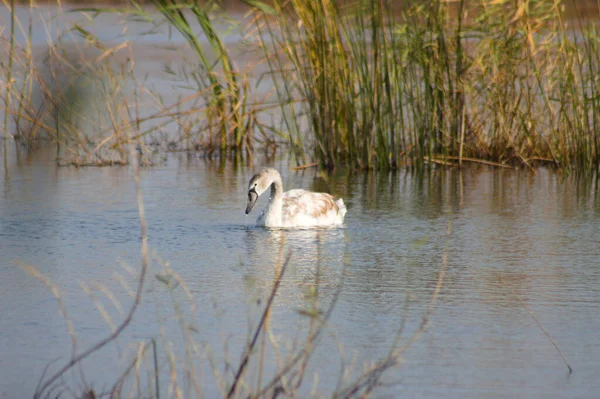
[{"xmin": 1, "ymin": 146, "xmax": 600, "ymax": 398}]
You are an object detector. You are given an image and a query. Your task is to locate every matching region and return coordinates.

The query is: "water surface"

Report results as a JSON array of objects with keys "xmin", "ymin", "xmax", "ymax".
[{"xmin": 1, "ymin": 146, "xmax": 599, "ymax": 398}]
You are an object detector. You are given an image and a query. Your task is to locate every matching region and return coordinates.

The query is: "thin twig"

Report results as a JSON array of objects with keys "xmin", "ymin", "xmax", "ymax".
[
  {"xmin": 290, "ymin": 233, "xmax": 322, "ymax": 391},
  {"xmin": 227, "ymin": 251, "xmax": 293, "ymax": 398},
  {"xmin": 438, "ymin": 156, "xmax": 515, "ymax": 169},
  {"xmin": 291, "ymin": 162, "xmax": 319, "ymax": 171},
  {"xmin": 256, "ymin": 246, "xmax": 348, "ymax": 397},
  {"xmin": 498, "ymin": 276, "xmax": 572, "ymax": 374},
  {"xmin": 153, "ymin": 338, "xmax": 160, "ymax": 399},
  {"xmin": 423, "ymin": 156, "xmax": 457, "ymax": 167},
  {"xmin": 459, "ymin": 105, "xmax": 466, "ymax": 167},
  {"xmin": 110, "ymin": 340, "xmax": 152, "ymax": 397}
]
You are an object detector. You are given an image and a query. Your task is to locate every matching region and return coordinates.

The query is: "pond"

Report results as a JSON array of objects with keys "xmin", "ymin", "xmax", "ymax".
[
  {"xmin": 1, "ymin": 145, "xmax": 599, "ymax": 398},
  {"xmin": 2, "ymin": 3, "xmax": 600, "ymax": 398}
]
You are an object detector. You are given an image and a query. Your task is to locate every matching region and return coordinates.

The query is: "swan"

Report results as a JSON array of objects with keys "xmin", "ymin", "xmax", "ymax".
[{"xmin": 245, "ymin": 168, "xmax": 347, "ymax": 228}]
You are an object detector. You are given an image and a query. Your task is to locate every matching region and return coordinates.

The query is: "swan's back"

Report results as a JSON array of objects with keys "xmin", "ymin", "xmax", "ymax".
[{"xmin": 281, "ymin": 189, "xmax": 347, "ymax": 227}]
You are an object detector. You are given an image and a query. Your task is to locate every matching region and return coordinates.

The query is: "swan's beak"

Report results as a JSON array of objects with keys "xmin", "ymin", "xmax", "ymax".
[{"xmin": 246, "ymin": 189, "xmax": 258, "ymax": 214}]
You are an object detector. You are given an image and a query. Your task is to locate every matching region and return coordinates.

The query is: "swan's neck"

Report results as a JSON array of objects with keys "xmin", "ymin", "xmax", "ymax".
[
  {"xmin": 262, "ymin": 175, "xmax": 284, "ymax": 227},
  {"xmin": 269, "ymin": 175, "xmax": 283, "ymax": 199}
]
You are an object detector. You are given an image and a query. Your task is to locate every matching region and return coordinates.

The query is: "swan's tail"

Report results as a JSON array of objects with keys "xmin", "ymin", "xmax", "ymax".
[{"xmin": 335, "ymin": 198, "xmax": 347, "ymax": 218}]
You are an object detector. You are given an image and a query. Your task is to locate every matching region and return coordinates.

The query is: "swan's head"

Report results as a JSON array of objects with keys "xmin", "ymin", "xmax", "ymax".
[{"xmin": 245, "ymin": 168, "xmax": 279, "ymax": 214}]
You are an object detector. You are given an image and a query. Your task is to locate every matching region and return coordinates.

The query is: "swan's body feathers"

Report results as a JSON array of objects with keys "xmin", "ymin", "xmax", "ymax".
[{"xmin": 281, "ymin": 190, "xmax": 346, "ymax": 227}]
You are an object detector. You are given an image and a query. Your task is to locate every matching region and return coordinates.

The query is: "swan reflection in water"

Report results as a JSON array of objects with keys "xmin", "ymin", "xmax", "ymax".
[{"xmin": 242, "ymin": 225, "xmax": 348, "ymax": 313}]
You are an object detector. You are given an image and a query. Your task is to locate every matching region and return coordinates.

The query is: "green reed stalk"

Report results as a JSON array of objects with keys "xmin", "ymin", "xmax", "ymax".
[
  {"xmin": 152, "ymin": 0, "xmax": 242, "ymax": 156},
  {"xmin": 572, "ymin": 7, "xmax": 600, "ymax": 170},
  {"xmin": 254, "ymin": 8, "xmax": 306, "ymax": 164},
  {"xmin": 14, "ymin": 0, "xmax": 35, "ymax": 141},
  {"xmin": 3, "ymin": 0, "xmax": 16, "ymax": 141}
]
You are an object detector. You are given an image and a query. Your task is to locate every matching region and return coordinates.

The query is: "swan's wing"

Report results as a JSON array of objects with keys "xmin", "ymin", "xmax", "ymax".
[{"xmin": 282, "ymin": 189, "xmax": 346, "ymax": 226}]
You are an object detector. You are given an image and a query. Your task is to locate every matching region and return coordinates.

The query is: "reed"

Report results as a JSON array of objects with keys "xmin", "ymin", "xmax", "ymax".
[
  {"xmin": 247, "ymin": 0, "xmax": 600, "ymax": 172},
  {"xmin": 2, "ymin": 0, "xmax": 600, "ymax": 172},
  {"xmin": 150, "ymin": 0, "xmax": 247, "ymax": 158},
  {"xmin": 1, "ymin": 0, "xmax": 264, "ymax": 165},
  {"xmin": 2, "ymin": 0, "xmax": 13, "ymax": 131}
]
